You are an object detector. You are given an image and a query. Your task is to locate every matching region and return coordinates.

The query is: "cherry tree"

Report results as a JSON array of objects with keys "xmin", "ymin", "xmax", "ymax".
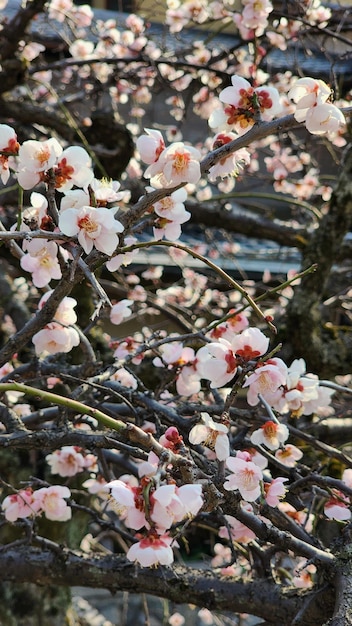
[{"xmin": 0, "ymin": 1, "xmax": 352, "ymax": 625}]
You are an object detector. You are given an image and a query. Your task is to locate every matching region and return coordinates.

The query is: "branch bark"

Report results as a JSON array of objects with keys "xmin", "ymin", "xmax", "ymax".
[
  {"xmin": 0, "ymin": 544, "xmax": 335, "ymax": 626},
  {"xmin": 283, "ymin": 144, "xmax": 352, "ymax": 376}
]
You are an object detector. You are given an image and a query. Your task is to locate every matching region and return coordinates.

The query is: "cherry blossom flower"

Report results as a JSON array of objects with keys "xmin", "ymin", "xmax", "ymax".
[
  {"xmin": 54, "ymin": 146, "xmax": 94, "ymax": 192},
  {"xmin": 46, "ymin": 446, "xmax": 87, "ymax": 477},
  {"xmin": 32, "ymin": 485, "xmax": 72, "ymax": 521},
  {"xmin": 243, "ymin": 357, "xmax": 288, "ymax": 406},
  {"xmin": 218, "ymin": 504, "xmax": 256, "ymax": 543},
  {"xmin": 0, "ymin": 123, "xmax": 19, "ymax": 184},
  {"xmin": 159, "ymin": 426, "xmax": 183, "ymax": 452},
  {"xmin": 342, "ymin": 468, "xmax": 352, "ymax": 489},
  {"xmin": 224, "ymin": 453, "xmax": 263, "ymax": 501},
  {"xmin": 136, "ymin": 128, "xmax": 165, "ymax": 164},
  {"xmin": 208, "ymin": 134, "xmax": 250, "ymax": 181},
  {"xmin": 152, "ymin": 188, "xmax": 191, "ymax": 241},
  {"xmin": 292, "ymin": 561, "xmax": 316, "ymax": 589},
  {"xmin": 20, "ymin": 41, "xmax": 45, "ymax": 62},
  {"xmin": 250, "ymin": 420, "xmax": 289, "ymax": 451},
  {"xmin": 104, "ymin": 479, "xmax": 147, "ymax": 530},
  {"xmin": 169, "ymin": 612, "xmax": 185, "ymax": 626},
  {"xmin": 264, "ymin": 477, "xmax": 288, "ymax": 507},
  {"xmin": 232, "ymin": 327, "xmax": 270, "ymax": 363},
  {"xmin": 37, "ymin": 291, "xmax": 78, "ymax": 326},
  {"xmin": 288, "ymin": 78, "xmax": 331, "ymax": 119},
  {"xmin": 48, "ymin": 0, "xmax": 74, "ymax": 22},
  {"xmin": 2, "ymin": 488, "xmax": 41, "ymax": 522},
  {"xmin": 151, "ymin": 483, "xmax": 203, "ymax": 532},
  {"xmin": 196, "ymin": 339, "xmax": 238, "ymax": 388},
  {"xmin": 209, "ymin": 75, "xmax": 281, "ymax": 133},
  {"xmin": 275, "ymin": 444, "xmax": 303, "ymax": 467},
  {"xmin": 21, "ymin": 192, "xmax": 49, "ymax": 232},
  {"xmin": 90, "ymin": 177, "xmax": 125, "ymax": 206},
  {"xmin": 189, "ymin": 412, "xmax": 230, "ymax": 461},
  {"xmin": 106, "ymin": 235, "xmax": 139, "ymax": 272},
  {"xmin": 59, "ymin": 205, "xmax": 124, "ymax": 255},
  {"xmin": 305, "ymin": 103, "xmax": 346, "ymax": 135},
  {"xmin": 288, "ymin": 77, "xmax": 346, "ymax": 135},
  {"xmin": 16, "ymin": 138, "xmax": 62, "ymax": 188},
  {"xmin": 82, "ymin": 476, "xmax": 109, "ymax": 498},
  {"xmin": 153, "ymin": 342, "xmax": 201, "ymax": 397},
  {"xmin": 145, "ymin": 142, "xmax": 201, "ymax": 188},
  {"xmin": 111, "ymin": 367, "xmax": 138, "ymax": 390},
  {"xmin": 20, "ymin": 239, "xmax": 62, "ymax": 288},
  {"xmin": 324, "ymin": 491, "xmax": 351, "ymax": 521},
  {"xmin": 110, "ymin": 299, "xmax": 133, "ymax": 325},
  {"xmin": 32, "ymin": 322, "xmax": 80, "ymax": 356},
  {"xmin": 127, "ymin": 532, "xmax": 176, "ymax": 567}
]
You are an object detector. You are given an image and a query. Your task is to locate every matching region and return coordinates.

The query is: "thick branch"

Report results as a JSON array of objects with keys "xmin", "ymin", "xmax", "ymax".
[
  {"xmin": 0, "ymin": 545, "xmax": 335, "ymax": 626},
  {"xmin": 189, "ymin": 202, "xmax": 307, "ymax": 249}
]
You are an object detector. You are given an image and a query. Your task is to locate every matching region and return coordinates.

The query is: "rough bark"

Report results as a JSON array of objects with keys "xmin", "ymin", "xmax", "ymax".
[
  {"xmin": 0, "ymin": 545, "xmax": 336, "ymax": 626},
  {"xmin": 323, "ymin": 535, "xmax": 352, "ymax": 626},
  {"xmin": 283, "ymin": 143, "xmax": 352, "ymax": 376}
]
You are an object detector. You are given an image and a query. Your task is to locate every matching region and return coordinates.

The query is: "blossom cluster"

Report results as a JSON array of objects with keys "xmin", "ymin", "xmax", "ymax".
[
  {"xmin": 2, "ymin": 485, "xmax": 72, "ymax": 522},
  {"xmin": 103, "ymin": 427, "xmax": 204, "ymax": 567}
]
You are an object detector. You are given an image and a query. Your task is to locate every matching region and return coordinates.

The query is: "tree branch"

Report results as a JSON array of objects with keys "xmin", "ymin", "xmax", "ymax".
[{"xmin": 0, "ymin": 544, "xmax": 335, "ymax": 626}]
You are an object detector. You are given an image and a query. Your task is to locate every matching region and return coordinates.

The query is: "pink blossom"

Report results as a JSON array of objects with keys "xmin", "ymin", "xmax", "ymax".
[
  {"xmin": 38, "ymin": 291, "xmax": 78, "ymax": 326},
  {"xmin": 104, "ymin": 479, "xmax": 147, "ymax": 530},
  {"xmin": 72, "ymin": 3, "xmax": 94, "ymax": 27},
  {"xmin": 189, "ymin": 412, "xmax": 230, "ymax": 461},
  {"xmin": 250, "ymin": 420, "xmax": 289, "ymax": 451},
  {"xmin": 224, "ymin": 453, "xmax": 263, "ymax": 501},
  {"xmin": 168, "ymin": 612, "xmax": 185, "ymax": 626},
  {"xmin": 0, "ymin": 123, "xmax": 19, "ymax": 184},
  {"xmin": 54, "ymin": 146, "xmax": 94, "ymax": 191},
  {"xmin": 106, "ymin": 235, "xmax": 139, "ymax": 272},
  {"xmin": 342, "ymin": 468, "xmax": 352, "ymax": 489},
  {"xmin": 218, "ymin": 505, "xmax": 256, "ymax": 543},
  {"xmin": 208, "ymin": 134, "xmax": 250, "ymax": 181},
  {"xmin": 20, "ymin": 239, "xmax": 62, "ymax": 288},
  {"xmin": 90, "ymin": 177, "xmax": 125, "ymax": 206},
  {"xmin": 210, "ymin": 75, "xmax": 281, "ymax": 133},
  {"xmin": 305, "ymin": 103, "xmax": 346, "ymax": 135},
  {"xmin": 82, "ymin": 476, "xmax": 109, "ymax": 498},
  {"xmin": 264, "ymin": 477, "xmax": 288, "ymax": 507},
  {"xmin": 16, "ymin": 138, "xmax": 62, "ymax": 188},
  {"xmin": 176, "ymin": 365, "xmax": 201, "ymax": 396},
  {"xmin": 145, "ymin": 142, "xmax": 201, "ymax": 189},
  {"xmin": 48, "ymin": 0, "xmax": 74, "ymax": 22},
  {"xmin": 110, "ymin": 299, "xmax": 133, "ymax": 325},
  {"xmin": 275, "ymin": 444, "xmax": 303, "ymax": 467},
  {"xmin": 2, "ymin": 488, "xmax": 41, "ymax": 522},
  {"xmin": 59, "ymin": 205, "xmax": 124, "ymax": 255},
  {"xmin": 136, "ymin": 128, "xmax": 165, "ymax": 164},
  {"xmin": 324, "ymin": 490, "xmax": 351, "ymax": 521},
  {"xmin": 243, "ymin": 358, "xmax": 288, "ymax": 406},
  {"xmin": 111, "ymin": 367, "xmax": 138, "ymax": 390},
  {"xmin": 32, "ymin": 322, "xmax": 80, "ymax": 356},
  {"xmin": 196, "ymin": 339, "xmax": 238, "ymax": 388},
  {"xmin": 127, "ymin": 532, "xmax": 175, "ymax": 567},
  {"xmin": 288, "ymin": 78, "xmax": 331, "ymax": 118},
  {"xmin": 46, "ymin": 446, "xmax": 87, "ymax": 477},
  {"xmin": 151, "ymin": 483, "xmax": 203, "ymax": 532},
  {"xmin": 292, "ymin": 561, "xmax": 316, "ymax": 589},
  {"xmin": 20, "ymin": 41, "xmax": 45, "ymax": 62},
  {"xmin": 232, "ymin": 327, "xmax": 270, "ymax": 363},
  {"xmin": 152, "ymin": 188, "xmax": 191, "ymax": 241},
  {"xmin": 32, "ymin": 485, "xmax": 72, "ymax": 521}
]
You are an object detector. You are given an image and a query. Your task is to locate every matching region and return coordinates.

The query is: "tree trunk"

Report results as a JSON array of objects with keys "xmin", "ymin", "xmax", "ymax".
[{"xmin": 284, "ymin": 143, "xmax": 352, "ymax": 377}]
